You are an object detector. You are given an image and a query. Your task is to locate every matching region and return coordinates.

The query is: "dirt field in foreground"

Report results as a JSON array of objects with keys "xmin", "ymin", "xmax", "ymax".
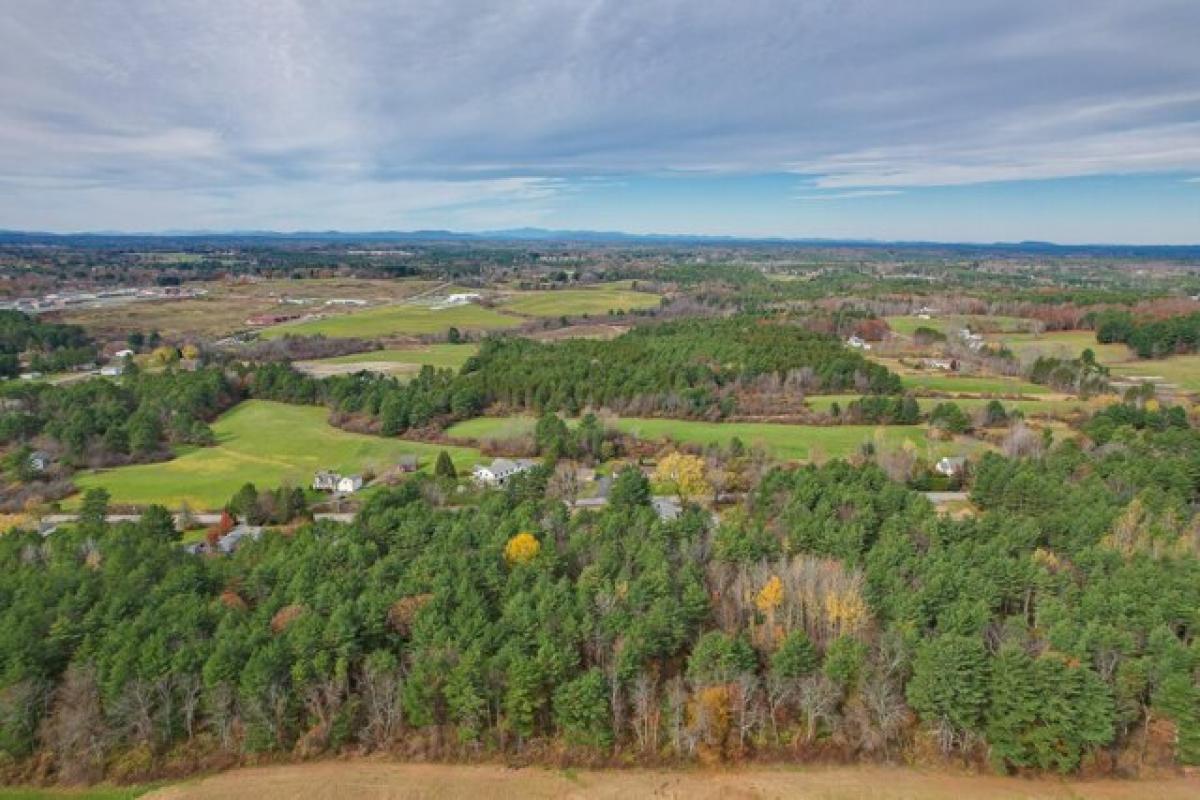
[{"xmin": 145, "ymin": 761, "xmax": 1199, "ymax": 800}]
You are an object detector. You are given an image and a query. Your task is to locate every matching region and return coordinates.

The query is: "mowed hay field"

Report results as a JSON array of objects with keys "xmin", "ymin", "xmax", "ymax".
[
  {"xmin": 987, "ymin": 330, "xmax": 1132, "ymax": 364},
  {"xmin": 296, "ymin": 344, "xmax": 479, "ymax": 378},
  {"xmin": 805, "ymin": 393, "xmax": 1098, "ymax": 417},
  {"xmin": 54, "ymin": 278, "xmax": 444, "ymax": 340},
  {"xmin": 260, "ymin": 302, "xmax": 522, "ymax": 339},
  {"xmin": 495, "ymin": 284, "xmax": 661, "ymax": 317},
  {"xmin": 74, "ymin": 401, "xmax": 479, "ymax": 509},
  {"xmin": 447, "ymin": 415, "xmax": 977, "ymax": 461},
  {"xmin": 868, "ymin": 357, "xmax": 1054, "ymax": 397},
  {"xmin": 142, "ymin": 761, "xmax": 1200, "ymax": 800},
  {"xmin": 885, "ymin": 313, "xmax": 1038, "ymax": 337},
  {"xmin": 1109, "ymin": 354, "xmax": 1200, "ymax": 392}
]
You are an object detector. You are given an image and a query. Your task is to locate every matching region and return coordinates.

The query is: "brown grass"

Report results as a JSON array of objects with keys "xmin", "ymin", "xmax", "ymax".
[
  {"xmin": 143, "ymin": 760, "xmax": 1200, "ymax": 800},
  {"xmin": 53, "ymin": 278, "xmax": 442, "ymax": 340}
]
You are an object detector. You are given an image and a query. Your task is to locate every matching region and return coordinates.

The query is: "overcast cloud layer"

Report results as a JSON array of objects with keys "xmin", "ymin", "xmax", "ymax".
[{"xmin": 1, "ymin": 1, "xmax": 1198, "ymax": 239}]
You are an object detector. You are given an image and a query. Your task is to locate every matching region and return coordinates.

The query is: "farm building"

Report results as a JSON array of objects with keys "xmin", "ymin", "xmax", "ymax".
[{"xmin": 398, "ymin": 454, "xmax": 419, "ymax": 473}]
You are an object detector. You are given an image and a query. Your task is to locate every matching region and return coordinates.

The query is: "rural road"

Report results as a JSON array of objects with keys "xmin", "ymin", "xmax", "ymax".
[
  {"xmin": 923, "ymin": 491, "xmax": 969, "ymax": 504},
  {"xmin": 38, "ymin": 511, "xmax": 356, "ymax": 532}
]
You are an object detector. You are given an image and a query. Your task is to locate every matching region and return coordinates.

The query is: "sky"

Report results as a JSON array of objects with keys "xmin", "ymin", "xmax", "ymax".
[{"xmin": 1, "ymin": 0, "xmax": 1198, "ymax": 243}]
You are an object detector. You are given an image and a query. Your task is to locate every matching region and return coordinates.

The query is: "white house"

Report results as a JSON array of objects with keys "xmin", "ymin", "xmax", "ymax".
[
  {"xmin": 935, "ymin": 456, "xmax": 968, "ymax": 477},
  {"xmin": 114, "ymin": 349, "xmax": 135, "ymax": 359},
  {"xmin": 100, "ymin": 363, "xmax": 125, "ymax": 377},
  {"xmin": 846, "ymin": 335, "xmax": 872, "ymax": 351},
  {"xmin": 472, "ymin": 458, "xmax": 537, "ymax": 487},
  {"xmin": 336, "ymin": 475, "xmax": 364, "ymax": 493}
]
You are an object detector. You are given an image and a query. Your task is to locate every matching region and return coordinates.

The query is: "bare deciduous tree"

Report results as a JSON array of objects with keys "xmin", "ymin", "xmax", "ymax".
[
  {"xmin": 39, "ymin": 666, "xmax": 110, "ymax": 784},
  {"xmin": 361, "ymin": 664, "xmax": 404, "ymax": 751},
  {"xmin": 796, "ymin": 674, "xmax": 838, "ymax": 744}
]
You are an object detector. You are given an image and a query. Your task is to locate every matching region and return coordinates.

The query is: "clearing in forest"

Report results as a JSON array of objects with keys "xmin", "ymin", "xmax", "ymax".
[
  {"xmin": 496, "ymin": 284, "xmax": 661, "ymax": 317},
  {"xmin": 259, "ymin": 302, "xmax": 522, "ymax": 339},
  {"xmin": 447, "ymin": 414, "xmax": 980, "ymax": 462},
  {"xmin": 74, "ymin": 401, "xmax": 479, "ymax": 509},
  {"xmin": 296, "ymin": 344, "xmax": 479, "ymax": 377}
]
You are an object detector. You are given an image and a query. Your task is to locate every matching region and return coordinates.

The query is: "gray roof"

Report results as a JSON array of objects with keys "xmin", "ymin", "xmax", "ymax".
[
  {"xmin": 217, "ymin": 524, "xmax": 263, "ymax": 554},
  {"xmin": 651, "ymin": 496, "xmax": 682, "ymax": 521}
]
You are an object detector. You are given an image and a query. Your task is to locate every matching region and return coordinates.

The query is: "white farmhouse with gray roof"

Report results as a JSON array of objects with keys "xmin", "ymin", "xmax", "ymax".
[{"xmin": 473, "ymin": 457, "xmax": 538, "ymax": 487}]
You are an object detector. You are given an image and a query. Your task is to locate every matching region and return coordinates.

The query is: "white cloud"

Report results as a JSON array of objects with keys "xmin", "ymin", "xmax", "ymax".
[
  {"xmin": 0, "ymin": 0, "xmax": 1197, "ymax": 228},
  {"xmin": 795, "ymin": 190, "xmax": 904, "ymax": 201}
]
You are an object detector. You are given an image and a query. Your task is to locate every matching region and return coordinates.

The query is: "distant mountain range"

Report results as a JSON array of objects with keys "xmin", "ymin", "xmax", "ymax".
[{"xmin": 0, "ymin": 227, "xmax": 1197, "ymax": 258}]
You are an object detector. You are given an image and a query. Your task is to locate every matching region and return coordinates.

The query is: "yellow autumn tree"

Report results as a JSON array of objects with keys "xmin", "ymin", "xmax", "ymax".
[
  {"xmin": 755, "ymin": 575, "xmax": 783, "ymax": 613},
  {"xmin": 181, "ymin": 344, "xmax": 201, "ymax": 360},
  {"xmin": 755, "ymin": 575, "xmax": 785, "ymax": 649},
  {"xmin": 824, "ymin": 588, "xmax": 867, "ymax": 637},
  {"xmin": 151, "ymin": 345, "xmax": 180, "ymax": 365},
  {"xmin": 654, "ymin": 452, "xmax": 710, "ymax": 502},
  {"xmin": 504, "ymin": 531, "xmax": 541, "ymax": 565}
]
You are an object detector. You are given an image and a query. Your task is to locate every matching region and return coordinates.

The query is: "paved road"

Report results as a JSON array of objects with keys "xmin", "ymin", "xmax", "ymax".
[
  {"xmin": 922, "ymin": 491, "xmax": 969, "ymax": 504},
  {"xmin": 38, "ymin": 511, "xmax": 355, "ymax": 532}
]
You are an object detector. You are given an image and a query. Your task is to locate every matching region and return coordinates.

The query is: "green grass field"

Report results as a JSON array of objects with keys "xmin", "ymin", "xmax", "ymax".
[
  {"xmin": 885, "ymin": 314, "xmax": 1038, "ymax": 337},
  {"xmin": 446, "ymin": 415, "xmax": 979, "ymax": 462},
  {"xmin": 805, "ymin": 394, "xmax": 1093, "ymax": 417},
  {"xmin": 497, "ymin": 285, "xmax": 661, "ymax": 317},
  {"xmin": 320, "ymin": 343, "xmax": 479, "ymax": 369},
  {"xmin": 897, "ymin": 372, "xmax": 1052, "ymax": 396},
  {"xmin": 260, "ymin": 303, "xmax": 522, "ymax": 339},
  {"xmin": 987, "ymin": 330, "xmax": 1131, "ymax": 364},
  {"xmin": 74, "ymin": 401, "xmax": 479, "ymax": 509},
  {"xmin": 1109, "ymin": 355, "xmax": 1200, "ymax": 392}
]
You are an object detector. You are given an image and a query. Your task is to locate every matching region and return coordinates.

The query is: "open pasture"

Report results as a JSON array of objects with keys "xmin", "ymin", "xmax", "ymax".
[
  {"xmin": 447, "ymin": 415, "xmax": 979, "ymax": 462},
  {"xmin": 54, "ymin": 278, "xmax": 442, "ymax": 340},
  {"xmin": 496, "ymin": 284, "xmax": 662, "ymax": 317},
  {"xmin": 74, "ymin": 401, "xmax": 478, "ymax": 509},
  {"xmin": 885, "ymin": 313, "xmax": 1038, "ymax": 338},
  {"xmin": 1108, "ymin": 354, "xmax": 1200, "ymax": 392},
  {"xmin": 805, "ymin": 393, "xmax": 1095, "ymax": 417},
  {"xmin": 986, "ymin": 330, "xmax": 1131, "ymax": 364},
  {"xmin": 297, "ymin": 344, "xmax": 479, "ymax": 378},
  {"xmin": 260, "ymin": 302, "xmax": 521, "ymax": 339}
]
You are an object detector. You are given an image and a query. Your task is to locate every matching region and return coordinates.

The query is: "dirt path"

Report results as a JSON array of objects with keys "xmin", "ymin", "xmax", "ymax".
[{"xmin": 145, "ymin": 761, "xmax": 1199, "ymax": 800}]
